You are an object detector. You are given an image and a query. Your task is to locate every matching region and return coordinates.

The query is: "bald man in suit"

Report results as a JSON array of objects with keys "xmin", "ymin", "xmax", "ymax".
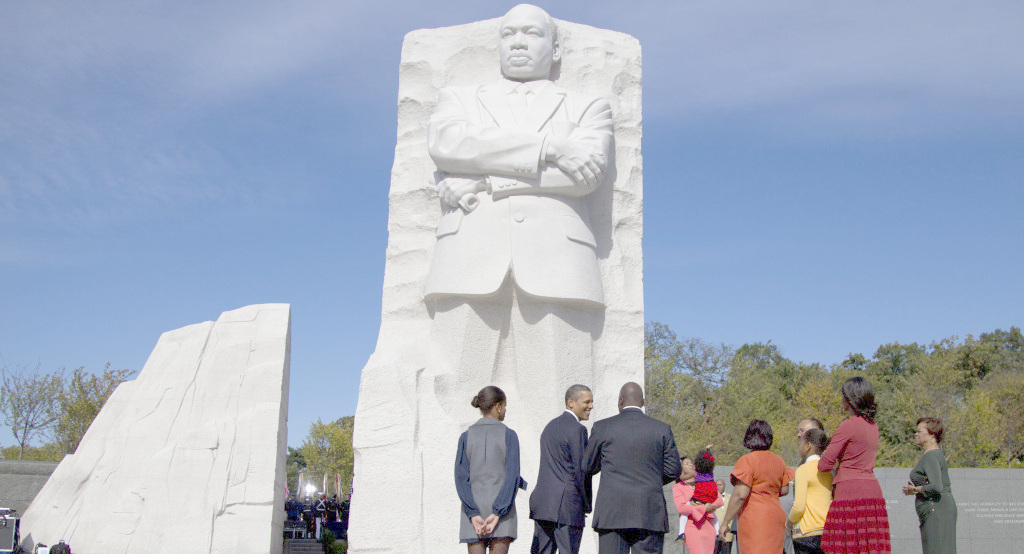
[{"xmin": 584, "ymin": 382, "xmax": 681, "ymax": 554}]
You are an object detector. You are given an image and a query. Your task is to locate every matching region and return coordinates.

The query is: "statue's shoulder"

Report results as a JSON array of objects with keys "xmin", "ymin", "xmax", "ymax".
[
  {"xmin": 438, "ymin": 84, "xmax": 488, "ymax": 98},
  {"xmin": 553, "ymin": 85, "xmax": 611, "ymax": 118},
  {"xmin": 439, "ymin": 84, "xmax": 482, "ymax": 94}
]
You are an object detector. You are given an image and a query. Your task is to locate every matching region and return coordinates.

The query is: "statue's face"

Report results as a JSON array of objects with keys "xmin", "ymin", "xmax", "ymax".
[{"xmin": 499, "ymin": 5, "xmax": 559, "ymax": 81}]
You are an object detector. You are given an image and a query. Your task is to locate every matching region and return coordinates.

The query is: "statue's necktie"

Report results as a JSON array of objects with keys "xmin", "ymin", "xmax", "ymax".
[{"xmin": 509, "ymin": 84, "xmax": 531, "ymax": 124}]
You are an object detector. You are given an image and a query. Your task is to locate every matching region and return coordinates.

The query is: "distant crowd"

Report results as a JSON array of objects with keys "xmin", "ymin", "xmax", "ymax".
[
  {"xmin": 455, "ymin": 376, "xmax": 958, "ymax": 554},
  {"xmin": 284, "ymin": 493, "xmax": 349, "ymax": 542}
]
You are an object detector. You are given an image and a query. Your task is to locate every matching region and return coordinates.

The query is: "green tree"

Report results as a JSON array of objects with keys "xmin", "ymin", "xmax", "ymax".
[
  {"xmin": 868, "ymin": 331, "xmax": 1023, "ymax": 467},
  {"xmin": 944, "ymin": 388, "xmax": 1003, "ymax": 467},
  {"xmin": 641, "ymin": 322, "xmax": 1024, "ymax": 468},
  {"xmin": 869, "ymin": 342, "xmax": 928, "ymax": 381},
  {"xmin": 839, "ymin": 353, "xmax": 868, "ymax": 372},
  {"xmin": 286, "ymin": 446, "xmax": 307, "ymax": 496},
  {"xmin": 865, "ymin": 342, "xmax": 928, "ymax": 464},
  {"xmin": 0, "ymin": 364, "xmax": 64, "ymax": 460},
  {"xmin": 792, "ymin": 369, "xmax": 848, "ymax": 435},
  {"xmin": 710, "ymin": 342, "xmax": 805, "ymax": 464},
  {"xmin": 975, "ymin": 326, "xmax": 1024, "ymax": 375},
  {"xmin": 644, "ymin": 322, "xmax": 732, "ymax": 459},
  {"xmin": 299, "ymin": 416, "xmax": 355, "ymax": 497},
  {"xmin": 54, "ymin": 364, "xmax": 136, "ymax": 454},
  {"xmin": 976, "ymin": 370, "xmax": 1024, "ymax": 466},
  {"xmin": 0, "ymin": 442, "xmax": 64, "ymax": 461}
]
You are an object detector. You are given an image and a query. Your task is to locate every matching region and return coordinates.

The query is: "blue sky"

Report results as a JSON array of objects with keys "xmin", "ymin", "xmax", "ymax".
[{"xmin": 2, "ymin": 1, "xmax": 1022, "ymax": 448}]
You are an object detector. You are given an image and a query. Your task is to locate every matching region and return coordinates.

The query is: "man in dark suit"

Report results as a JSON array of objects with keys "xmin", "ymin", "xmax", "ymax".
[
  {"xmin": 584, "ymin": 382, "xmax": 681, "ymax": 554},
  {"xmin": 530, "ymin": 384, "xmax": 595, "ymax": 554}
]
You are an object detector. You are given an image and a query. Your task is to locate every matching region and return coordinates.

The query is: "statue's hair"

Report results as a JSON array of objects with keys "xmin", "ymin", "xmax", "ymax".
[{"xmin": 502, "ymin": 4, "xmax": 558, "ymax": 44}]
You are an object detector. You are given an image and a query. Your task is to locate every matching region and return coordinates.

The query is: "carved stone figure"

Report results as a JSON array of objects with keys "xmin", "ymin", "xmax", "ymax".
[
  {"xmin": 425, "ymin": 3, "xmax": 613, "ymax": 305},
  {"xmin": 350, "ymin": 6, "xmax": 642, "ymax": 553},
  {"xmin": 424, "ymin": 3, "xmax": 613, "ymax": 428}
]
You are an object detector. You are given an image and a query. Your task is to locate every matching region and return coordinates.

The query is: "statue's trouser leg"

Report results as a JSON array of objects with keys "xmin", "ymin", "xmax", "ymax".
[{"xmin": 426, "ymin": 281, "xmax": 599, "ymax": 548}]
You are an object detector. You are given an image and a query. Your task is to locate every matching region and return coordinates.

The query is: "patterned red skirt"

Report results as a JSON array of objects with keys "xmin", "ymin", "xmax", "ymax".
[{"xmin": 821, "ymin": 479, "xmax": 891, "ymax": 554}]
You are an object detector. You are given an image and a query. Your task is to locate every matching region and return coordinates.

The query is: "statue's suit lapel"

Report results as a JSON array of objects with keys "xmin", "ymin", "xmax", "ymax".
[
  {"xmin": 478, "ymin": 81, "xmax": 566, "ymax": 130},
  {"xmin": 478, "ymin": 84, "xmax": 517, "ymax": 128},
  {"xmin": 523, "ymin": 83, "xmax": 566, "ymax": 132}
]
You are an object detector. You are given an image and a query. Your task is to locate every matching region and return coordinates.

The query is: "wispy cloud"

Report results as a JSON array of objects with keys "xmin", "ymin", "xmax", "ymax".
[
  {"xmin": 2, "ymin": 0, "xmax": 1021, "ymax": 232},
  {"xmin": 0, "ymin": 2, "xmax": 391, "ymax": 225},
  {"xmin": 636, "ymin": 2, "xmax": 1024, "ymax": 135}
]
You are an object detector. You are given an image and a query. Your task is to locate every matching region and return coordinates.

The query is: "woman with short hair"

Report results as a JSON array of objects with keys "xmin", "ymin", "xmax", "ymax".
[
  {"xmin": 818, "ymin": 377, "xmax": 892, "ymax": 553},
  {"xmin": 718, "ymin": 420, "xmax": 794, "ymax": 554},
  {"xmin": 902, "ymin": 417, "xmax": 957, "ymax": 554}
]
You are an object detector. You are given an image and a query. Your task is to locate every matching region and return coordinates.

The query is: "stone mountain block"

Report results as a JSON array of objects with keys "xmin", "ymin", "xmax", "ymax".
[{"xmin": 20, "ymin": 304, "xmax": 291, "ymax": 554}]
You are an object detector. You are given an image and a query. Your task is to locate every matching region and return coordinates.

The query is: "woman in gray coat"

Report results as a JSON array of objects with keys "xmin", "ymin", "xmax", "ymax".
[{"xmin": 455, "ymin": 386, "xmax": 526, "ymax": 554}]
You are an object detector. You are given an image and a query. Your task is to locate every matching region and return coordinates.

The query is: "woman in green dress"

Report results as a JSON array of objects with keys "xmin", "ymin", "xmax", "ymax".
[{"xmin": 902, "ymin": 417, "xmax": 957, "ymax": 554}]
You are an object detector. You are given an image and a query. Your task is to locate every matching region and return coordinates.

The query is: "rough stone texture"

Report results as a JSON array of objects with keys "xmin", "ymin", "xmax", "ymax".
[
  {"xmin": 0, "ymin": 461, "xmax": 58, "ymax": 515},
  {"xmin": 19, "ymin": 304, "xmax": 291, "ymax": 554},
  {"xmin": 350, "ymin": 15, "xmax": 642, "ymax": 554}
]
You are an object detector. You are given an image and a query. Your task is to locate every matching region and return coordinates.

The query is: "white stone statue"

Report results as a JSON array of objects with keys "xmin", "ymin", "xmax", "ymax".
[
  {"xmin": 424, "ymin": 3, "xmax": 613, "ymax": 425},
  {"xmin": 350, "ymin": 6, "xmax": 642, "ymax": 553}
]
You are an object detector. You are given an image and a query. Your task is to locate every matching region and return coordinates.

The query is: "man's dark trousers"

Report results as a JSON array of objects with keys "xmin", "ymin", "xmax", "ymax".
[
  {"xmin": 596, "ymin": 529, "xmax": 663, "ymax": 554},
  {"xmin": 531, "ymin": 520, "xmax": 583, "ymax": 554}
]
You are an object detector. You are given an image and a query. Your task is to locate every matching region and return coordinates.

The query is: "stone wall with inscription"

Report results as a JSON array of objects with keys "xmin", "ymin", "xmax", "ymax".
[
  {"xmin": 663, "ymin": 467, "xmax": 1024, "ymax": 554},
  {"xmin": 879, "ymin": 467, "xmax": 1024, "ymax": 553}
]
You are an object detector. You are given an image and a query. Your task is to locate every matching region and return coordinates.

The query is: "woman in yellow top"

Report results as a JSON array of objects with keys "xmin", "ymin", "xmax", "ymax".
[{"xmin": 786, "ymin": 428, "xmax": 833, "ymax": 554}]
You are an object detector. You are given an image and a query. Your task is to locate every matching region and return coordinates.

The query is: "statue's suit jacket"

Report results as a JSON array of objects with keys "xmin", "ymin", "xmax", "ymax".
[
  {"xmin": 529, "ymin": 411, "xmax": 592, "ymax": 528},
  {"xmin": 583, "ymin": 408, "xmax": 681, "ymax": 533},
  {"xmin": 425, "ymin": 79, "xmax": 614, "ymax": 305}
]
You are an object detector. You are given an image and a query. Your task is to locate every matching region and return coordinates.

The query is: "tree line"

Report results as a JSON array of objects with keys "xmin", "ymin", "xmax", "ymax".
[
  {"xmin": 289, "ymin": 323, "xmax": 1023, "ymax": 498},
  {"xmin": 7, "ymin": 323, "xmax": 1018, "ymax": 476},
  {"xmin": 0, "ymin": 363, "xmax": 136, "ymax": 461},
  {"xmin": 0, "ymin": 357, "xmax": 358, "ymax": 497},
  {"xmin": 0, "ymin": 358, "xmax": 358, "ymax": 498},
  {"xmin": 645, "ymin": 322, "xmax": 1024, "ymax": 468}
]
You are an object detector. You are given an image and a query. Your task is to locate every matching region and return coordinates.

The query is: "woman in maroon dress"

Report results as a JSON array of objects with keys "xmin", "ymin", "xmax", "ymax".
[{"xmin": 818, "ymin": 377, "xmax": 892, "ymax": 553}]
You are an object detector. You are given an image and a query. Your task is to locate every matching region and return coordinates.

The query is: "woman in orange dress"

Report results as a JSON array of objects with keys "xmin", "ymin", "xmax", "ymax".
[{"xmin": 718, "ymin": 419, "xmax": 795, "ymax": 554}]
